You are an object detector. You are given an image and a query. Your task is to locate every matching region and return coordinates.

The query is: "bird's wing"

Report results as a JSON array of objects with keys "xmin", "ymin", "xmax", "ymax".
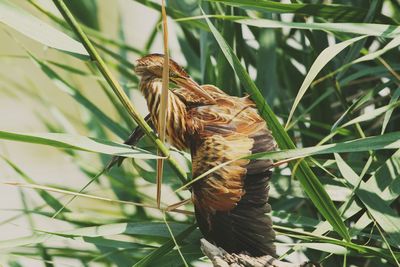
[
  {"xmin": 173, "ymin": 84, "xmax": 228, "ymax": 106},
  {"xmin": 191, "ymin": 130, "xmax": 253, "ymax": 211},
  {"xmin": 190, "ymin": 100, "xmax": 272, "ymax": 213},
  {"xmin": 189, "ymin": 98, "xmax": 276, "ymax": 256}
]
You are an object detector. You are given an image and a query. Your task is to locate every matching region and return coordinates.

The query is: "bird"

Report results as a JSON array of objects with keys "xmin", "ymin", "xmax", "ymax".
[{"xmin": 111, "ymin": 53, "xmax": 276, "ymax": 256}]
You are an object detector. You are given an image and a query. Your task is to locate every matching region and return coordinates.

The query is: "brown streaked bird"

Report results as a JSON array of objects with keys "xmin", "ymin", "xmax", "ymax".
[{"xmin": 111, "ymin": 53, "xmax": 276, "ymax": 256}]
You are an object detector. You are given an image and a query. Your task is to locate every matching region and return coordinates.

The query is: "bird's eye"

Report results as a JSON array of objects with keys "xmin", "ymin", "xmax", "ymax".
[{"xmin": 169, "ymin": 71, "xmax": 179, "ymax": 78}]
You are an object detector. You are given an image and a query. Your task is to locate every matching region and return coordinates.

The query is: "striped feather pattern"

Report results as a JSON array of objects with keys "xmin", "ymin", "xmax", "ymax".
[
  {"xmin": 137, "ymin": 56, "xmax": 276, "ymax": 256},
  {"xmin": 140, "ymin": 76, "xmax": 188, "ymax": 150},
  {"xmin": 190, "ymin": 96, "xmax": 276, "ymax": 256}
]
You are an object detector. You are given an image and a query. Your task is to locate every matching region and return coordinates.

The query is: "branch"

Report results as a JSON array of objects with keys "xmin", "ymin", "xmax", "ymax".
[{"xmin": 200, "ymin": 239, "xmax": 316, "ymax": 267}]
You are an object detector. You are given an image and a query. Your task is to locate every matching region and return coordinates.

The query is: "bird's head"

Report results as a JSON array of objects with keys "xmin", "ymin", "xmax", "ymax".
[{"xmin": 135, "ymin": 54, "xmax": 215, "ymax": 103}]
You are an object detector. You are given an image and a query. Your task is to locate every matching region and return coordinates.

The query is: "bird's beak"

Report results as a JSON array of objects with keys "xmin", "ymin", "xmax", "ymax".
[{"xmin": 174, "ymin": 77, "xmax": 216, "ymax": 104}]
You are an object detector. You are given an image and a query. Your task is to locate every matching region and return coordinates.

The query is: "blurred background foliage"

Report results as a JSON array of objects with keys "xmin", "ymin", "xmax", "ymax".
[{"xmin": 0, "ymin": 0, "xmax": 400, "ymax": 266}]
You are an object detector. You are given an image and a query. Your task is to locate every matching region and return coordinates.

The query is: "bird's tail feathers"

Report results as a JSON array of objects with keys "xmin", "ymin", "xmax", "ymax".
[{"xmin": 195, "ymin": 170, "xmax": 275, "ymax": 257}]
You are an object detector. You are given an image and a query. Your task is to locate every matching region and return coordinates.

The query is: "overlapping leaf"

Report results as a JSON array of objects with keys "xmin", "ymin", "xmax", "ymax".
[
  {"xmin": 0, "ymin": 130, "xmax": 159, "ymax": 159},
  {"xmin": 0, "ymin": 0, "xmax": 88, "ymax": 58}
]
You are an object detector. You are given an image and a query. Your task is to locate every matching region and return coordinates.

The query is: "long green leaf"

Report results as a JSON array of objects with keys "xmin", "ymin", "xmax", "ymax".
[
  {"xmin": 286, "ymin": 35, "xmax": 366, "ymax": 127},
  {"xmin": 351, "ymin": 150, "xmax": 400, "ymax": 235},
  {"xmin": 382, "ymin": 88, "xmax": 400, "ymax": 134},
  {"xmin": 210, "ymin": 0, "xmax": 394, "ymax": 23},
  {"xmin": 341, "ymin": 101, "xmax": 400, "ymax": 128},
  {"xmin": 336, "ymin": 0, "xmax": 379, "ymax": 80},
  {"xmin": 0, "ymin": 130, "xmax": 159, "ymax": 159},
  {"xmin": 28, "ymin": 53, "xmax": 129, "ymax": 139},
  {"xmin": 275, "ymin": 226, "xmax": 399, "ymax": 263},
  {"xmin": 233, "ymin": 18, "xmax": 400, "ymax": 38},
  {"xmin": 63, "ymin": 222, "xmax": 190, "ymax": 238},
  {"xmin": 177, "ymin": 131, "xmax": 400, "ymax": 191},
  {"xmin": 314, "ymin": 149, "xmax": 400, "ymax": 236},
  {"xmin": 0, "ymin": 0, "xmax": 88, "ymax": 58},
  {"xmin": 352, "ymin": 35, "xmax": 400, "ymax": 64},
  {"xmin": 134, "ymin": 0, "xmax": 207, "ymax": 30},
  {"xmin": 177, "ymin": 15, "xmax": 400, "ymax": 38},
  {"xmin": 203, "ymin": 12, "xmax": 350, "ymax": 241},
  {"xmin": 28, "ymin": 0, "xmax": 143, "ymax": 55},
  {"xmin": 335, "ymin": 154, "xmax": 400, "ymax": 248},
  {"xmin": 133, "ymin": 224, "xmax": 196, "ymax": 267},
  {"xmin": 0, "ymin": 222, "xmax": 191, "ymax": 250},
  {"xmin": 1, "ymin": 158, "xmax": 67, "ymax": 212},
  {"xmin": 250, "ymin": 132, "xmax": 400, "ymax": 161}
]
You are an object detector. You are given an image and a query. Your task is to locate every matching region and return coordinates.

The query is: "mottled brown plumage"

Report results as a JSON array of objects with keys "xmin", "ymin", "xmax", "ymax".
[{"xmin": 125, "ymin": 54, "xmax": 276, "ymax": 256}]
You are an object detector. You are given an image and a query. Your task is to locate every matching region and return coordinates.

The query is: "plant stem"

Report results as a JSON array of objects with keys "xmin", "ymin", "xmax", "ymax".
[{"xmin": 51, "ymin": 0, "xmax": 187, "ymax": 183}]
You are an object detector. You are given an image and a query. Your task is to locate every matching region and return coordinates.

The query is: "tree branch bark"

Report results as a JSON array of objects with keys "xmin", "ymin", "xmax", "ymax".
[{"xmin": 200, "ymin": 239, "xmax": 316, "ymax": 267}]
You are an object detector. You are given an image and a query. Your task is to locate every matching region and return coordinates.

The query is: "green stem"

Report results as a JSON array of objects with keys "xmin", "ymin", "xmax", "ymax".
[
  {"xmin": 51, "ymin": 0, "xmax": 187, "ymax": 183},
  {"xmin": 29, "ymin": 0, "xmax": 143, "ymax": 55},
  {"xmin": 274, "ymin": 225, "xmax": 399, "ymax": 264}
]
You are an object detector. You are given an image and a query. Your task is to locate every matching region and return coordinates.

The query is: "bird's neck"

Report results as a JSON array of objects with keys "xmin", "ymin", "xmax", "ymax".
[{"xmin": 140, "ymin": 76, "xmax": 189, "ymax": 150}]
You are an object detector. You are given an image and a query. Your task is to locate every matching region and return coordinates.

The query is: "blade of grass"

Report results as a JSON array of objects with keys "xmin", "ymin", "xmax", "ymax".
[
  {"xmin": 336, "ymin": 0, "xmax": 380, "ymax": 80},
  {"xmin": 314, "ymin": 149, "xmax": 400, "ymax": 236},
  {"xmin": 64, "ymin": 0, "xmax": 99, "ymax": 30},
  {"xmin": 2, "ymin": 181, "xmax": 191, "ymax": 217},
  {"xmin": 245, "ymin": 132, "xmax": 400, "ymax": 159},
  {"xmin": 286, "ymin": 87, "xmax": 334, "ymax": 130},
  {"xmin": 162, "ymin": 213, "xmax": 188, "ymax": 267},
  {"xmin": 133, "ymin": 0, "xmax": 207, "ymax": 30},
  {"xmin": 203, "ymin": 11, "xmax": 350, "ymax": 241},
  {"xmin": 340, "ymin": 101, "xmax": 400, "ymax": 128},
  {"xmin": 176, "ymin": 15, "xmax": 400, "ymax": 38},
  {"xmin": 85, "ymin": 63, "xmax": 135, "ymax": 128},
  {"xmin": 331, "ymin": 83, "xmax": 387, "ymax": 131},
  {"xmin": 310, "ymin": 36, "xmax": 400, "ymax": 87},
  {"xmin": 55, "ymin": 221, "xmax": 192, "ymax": 239},
  {"xmin": 50, "ymin": 169, "xmax": 106, "ymax": 219},
  {"xmin": 0, "ymin": 130, "xmax": 159, "ymax": 159},
  {"xmin": 28, "ymin": 0, "xmax": 143, "ymax": 55},
  {"xmin": 27, "ymin": 52, "xmax": 129, "ymax": 139},
  {"xmin": 215, "ymin": 7, "xmax": 238, "ymax": 96},
  {"xmin": 156, "ymin": 0, "xmax": 170, "ymax": 209},
  {"xmin": 0, "ymin": 0, "xmax": 88, "ymax": 58},
  {"xmin": 382, "ymin": 87, "xmax": 400, "ymax": 134},
  {"xmin": 274, "ymin": 225, "xmax": 399, "ymax": 263},
  {"xmin": 2, "ymin": 182, "xmax": 158, "ymax": 210},
  {"xmin": 256, "ymin": 13, "xmax": 278, "ymax": 102},
  {"xmin": 45, "ymin": 60, "xmax": 98, "ymax": 77},
  {"xmin": 210, "ymin": 0, "xmax": 394, "ymax": 23},
  {"xmin": 0, "ymin": 221, "xmax": 192, "ymax": 250},
  {"xmin": 351, "ymin": 151, "xmax": 400, "ymax": 243},
  {"xmin": 1, "ymin": 158, "xmax": 67, "ymax": 212},
  {"xmin": 17, "ymin": 183, "xmax": 54, "ymax": 267},
  {"xmin": 176, "ymin": 131, "xmax": 400, "ymax": 192},
  {"xmin": 234, "ymin": 18, "xmax": 400, "ymax": 39},
  {"xmin": 335, "ymin": 154, "xmax": 400, "ymax": 250},
  {"xmin": 352, "ymin": 35, "xmax": 400, "ymax": 65},
  {"xmin": 132, "ymin": 224, "xmax": 196, "ymax": 267},
  {"xmin": 338, "ymin": 65, "xmax": 400, "ymax": 87},
  {"xmin": 285, "ymin": 35, "xmax": 366, "ymax": 128}
]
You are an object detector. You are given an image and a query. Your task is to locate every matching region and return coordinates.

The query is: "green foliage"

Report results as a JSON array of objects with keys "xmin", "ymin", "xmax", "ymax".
[{"xmin": 0, "ymin": 0, "xmax": 400, "ymax": 266}]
